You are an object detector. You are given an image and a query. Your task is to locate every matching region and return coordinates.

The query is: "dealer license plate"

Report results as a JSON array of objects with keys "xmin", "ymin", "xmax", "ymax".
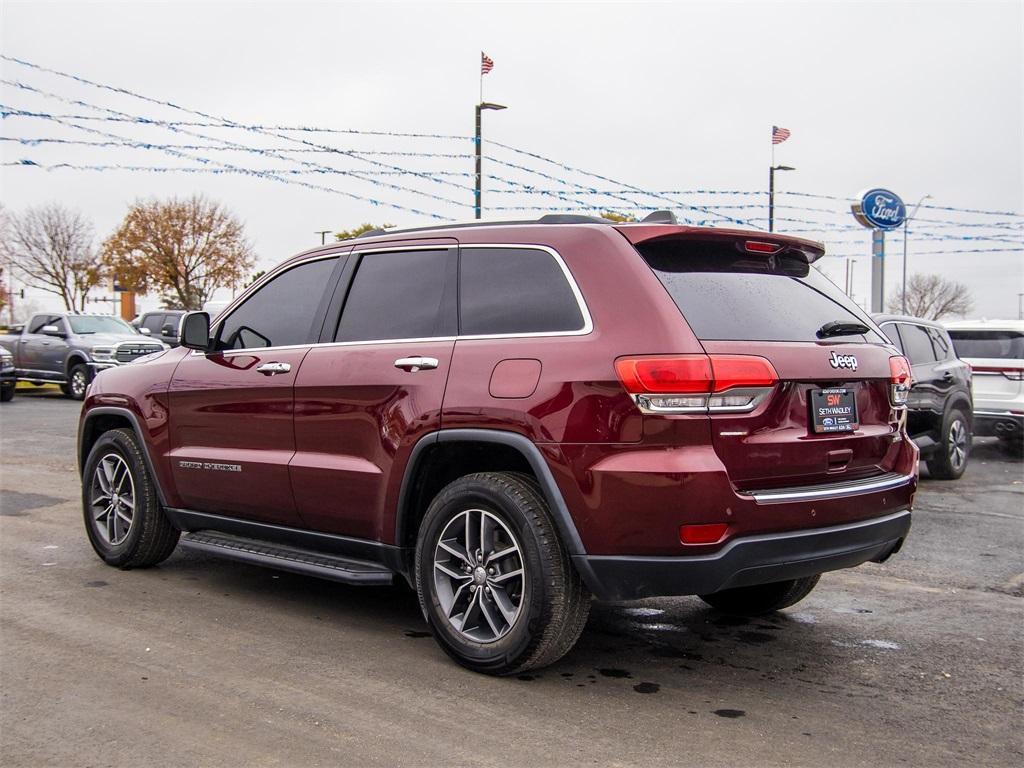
[{"xmin": 810, "ymin": 388, "xmax": 859, "ymax": 434}]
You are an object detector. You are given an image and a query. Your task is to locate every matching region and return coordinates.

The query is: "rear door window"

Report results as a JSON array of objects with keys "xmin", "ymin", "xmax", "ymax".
[
  {"xmin": 897, "ymin": 323, "xmax": 938, "ymax": 365},
  {"xmin": 335, "ymin": 249, "xmax": 456, "ymax": 342},
  {"xmin": 880, "ymin": 323, "xmax": 903, "ymax": 352},
  {"xmin": 637, "ymin": 240, "xmax": 884, "ymax": 343},
  {"xmin": 926, "ymin": 327, "xmax": 953, "ymax": 360},
  {"xmin": 459, "ymin": 247, "xmax": 585, "ymax": 336},
  {"xmin": 948, "ymin": 330, "xmax": 1024, "ymax": 360},
  {"xmin": 142, "ymin": 314, "xmax": 165, "ymax": 334}
]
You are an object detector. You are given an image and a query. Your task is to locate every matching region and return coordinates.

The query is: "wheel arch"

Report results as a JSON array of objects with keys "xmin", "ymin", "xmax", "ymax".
[
  {"xmin": 945, "ymin": 392, "xmax": 974, "ymax": 426},
  {"xmin": 65, "ymin": 353, "xmax": 88, "ymax": 375},
  {"xmin": 395, "ymin": 429, "xmax": 588, "ymax": 561},
  {"xmin": 79, "ymin": 406, "xmax": 168, "ymax": 507}
]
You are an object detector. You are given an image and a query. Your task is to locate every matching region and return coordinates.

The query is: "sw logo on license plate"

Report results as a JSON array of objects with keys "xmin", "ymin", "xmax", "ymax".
[{"xmin": 810, "ymin": 388, "xmax": 858, "ymax": 433}]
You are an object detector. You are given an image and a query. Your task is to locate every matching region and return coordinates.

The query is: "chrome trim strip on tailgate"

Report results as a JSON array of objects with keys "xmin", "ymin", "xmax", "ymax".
[{"xmin": 747, "ymin": 471, "xmax": 914, "ymax": 505}]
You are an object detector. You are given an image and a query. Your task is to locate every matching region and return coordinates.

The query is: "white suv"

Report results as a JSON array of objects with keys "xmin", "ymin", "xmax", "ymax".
[{"xmin": 945, "ymin": 319, "xmax": 1024, "ymax": 450}]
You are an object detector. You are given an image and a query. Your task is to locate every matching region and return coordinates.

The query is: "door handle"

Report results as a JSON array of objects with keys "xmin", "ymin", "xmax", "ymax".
[
  {"xmin": 18, "ymin": 339, "xmax": 28, "ymax": 344},
  {"xmin": 256, "ymin": 362, "xmax": 292, "ymax": 376},
  {"xmin": 394, "ymin": 356, "xmax": 439, "ymax": 372}
]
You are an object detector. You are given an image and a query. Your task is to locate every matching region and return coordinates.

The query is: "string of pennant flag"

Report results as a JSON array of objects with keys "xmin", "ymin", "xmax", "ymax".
[{"xmin": 1, "ymin": 54, "xmax": 1021, "ymax": 256}]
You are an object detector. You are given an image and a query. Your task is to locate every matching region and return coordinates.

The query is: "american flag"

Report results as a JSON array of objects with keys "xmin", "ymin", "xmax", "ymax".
[
  {"xmin": 772, "ymin": 125, "xmax": 791, "ymax": 145},
  {"xmin": 481, "ymin": 52, "xmax": 494, "ymax": 75}
]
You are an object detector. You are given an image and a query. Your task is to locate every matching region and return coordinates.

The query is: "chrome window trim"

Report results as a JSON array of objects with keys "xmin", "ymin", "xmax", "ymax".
[{"xmin": 194, "ymin": 242, "xmax": 592, "ymax": 357}]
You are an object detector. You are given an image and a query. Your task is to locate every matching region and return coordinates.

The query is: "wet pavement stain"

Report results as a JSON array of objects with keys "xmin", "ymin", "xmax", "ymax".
[
  {"xmin": 598, "ymin": 668, "xmax": 632, "ymax": 679},
  {"xmin": 711, "ymin": 615, "xmax": 750, "ymax": 627},
  {"xmin": 0, "ymin": 490, "xmax": 65, "ymax": 516},
  {"xmin": 84, "ymin": 580, "xmax": 108, "ymax": 587},
  {"xmin": 713, "ymin": 709, "xmax": 746, "ymax": 718},
  {"xmin": 560, "ymin": 672, "xmax": 574, "ymax": 678},
  {"xmin": 633, "ymin": 682, "xmax": 660, "ymax": 694},
  {"xmin": 403, "ymin": 630, "xmax": 430, "ymax": 638},
  {"xmin": 517, "ymin": 674, "xmax": 537, "ymax": 681}
]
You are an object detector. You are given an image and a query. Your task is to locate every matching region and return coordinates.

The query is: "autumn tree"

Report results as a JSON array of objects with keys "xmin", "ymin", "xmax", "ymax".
[
  {"xmin": 2, "ymin": 203, "xmax": 101, "ymax": 311},
  {"xmin": 886, "ymin": 273, "xmax": 974, "ymax": 320},
  {"xmin": 102, "ymin": 195, "xmax": 254, "ymax": 310},
  {"xmin": 335, "ymin": 223, "xmax": 394, "ymax": 241},
  {"xmin": 599, "ymin": 211, "xmax": 638, "ymax": 223}
]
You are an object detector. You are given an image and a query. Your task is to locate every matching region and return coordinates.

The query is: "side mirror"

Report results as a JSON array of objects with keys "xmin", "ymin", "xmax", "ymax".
[
  {"xmin": 41, "ymin": 325, "xmax": 65, "ymax": 337},
  {"xmin": 180, "ymin": 312, "xmax": 211, "ymax": 351},
  {"xmin": 138, "ymin": 327, "xmax": 153, "ymax": 336},
  {"xmin": 160, "ymin": 323, "xmax": 177, "ymax": 338}
]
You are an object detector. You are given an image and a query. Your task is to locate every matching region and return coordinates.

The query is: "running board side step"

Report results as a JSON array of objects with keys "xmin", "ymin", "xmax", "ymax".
[{"xmin": 179, "ymin": 531, "xmax": 395, "ymax": 586}]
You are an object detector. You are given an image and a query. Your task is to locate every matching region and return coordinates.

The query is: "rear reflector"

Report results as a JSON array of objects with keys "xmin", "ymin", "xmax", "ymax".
[{"xmin": 679, "ymin": 522, "xmax": 729, "ymax": 545}]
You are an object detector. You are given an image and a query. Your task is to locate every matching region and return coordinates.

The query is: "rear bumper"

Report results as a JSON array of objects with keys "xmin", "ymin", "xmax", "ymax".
[
  {"xmin": 972, "ymin": 410, "xmax": 1024, "ymax": 439},
  {"xmin": 573, "ymin": 508, "xmax": 912, "ymax": 601}
]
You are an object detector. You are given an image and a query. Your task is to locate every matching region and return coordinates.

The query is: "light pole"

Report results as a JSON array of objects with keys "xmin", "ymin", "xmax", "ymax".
[
  {"xmin": 474, "ymin": 102, "xmax": 507, "ymax": 219},
  {"xmin": 901, "ymin": 194, "xmax": 932, "ymax": 314},
  {"xmin": 315, "ymin": 230, "xmax": 331, "ymax": 245},
  {"xmin": 768, "ymin": 165, "xmax": 795, "ymax": 232}
]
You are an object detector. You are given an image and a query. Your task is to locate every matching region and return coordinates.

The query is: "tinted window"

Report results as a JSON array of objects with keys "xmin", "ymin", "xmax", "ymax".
[
  {"xmin": 898, "ymin": 323, "xmax": 937, "ymax": 365},
  {"xmin": 460, "ymin": 247, "xmax": 585, "ymax": 335},
  {"xmin": 335, "ymin": 250, "xmax": 454, "ymax": 342},
  {"xmin": 880, "ymin": 323, "xmax": 903, "ymax": 353},
  {"xmin": 142, "ymin": 314, "xmax": 165, "ymax": 333},
  {"xmin": 218, "ymin": 257, "xmax": 338, "ymax": 350},
  {"xmin": 638, "ymin": 240, "xmax": 885, "ymax": 343},
  {"xmin": 68, "ymin": 316, "xmax": 134, "ymax": 334},
  {"xmin": 949, "ymin": 330, "xmax": 1024, "ymax": 360},
  {"xmin": 927, "ymin": 327, "xmax": 953, "ymax": 360}
]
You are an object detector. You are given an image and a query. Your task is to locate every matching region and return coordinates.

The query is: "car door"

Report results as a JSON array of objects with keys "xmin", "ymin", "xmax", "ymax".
[
  {"xmin": 167, "ymin": 253, "xmax": 345, "ymax": 524},
  {"xmin": 20, "ymin": 314, "xmax": 65, "ymax": 375},
  {"xmin": 896, "ymin": 322, "xmax": 942, "ymax": 438},
  {"xmin": 291, "ymin": 241, "xmax": 457, "ymax": 541}
]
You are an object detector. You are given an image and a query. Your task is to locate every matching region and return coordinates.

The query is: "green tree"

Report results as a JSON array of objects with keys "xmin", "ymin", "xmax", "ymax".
[{"xmin": 335, "ymin": 223, "xmax": 394, "ymax": 241}]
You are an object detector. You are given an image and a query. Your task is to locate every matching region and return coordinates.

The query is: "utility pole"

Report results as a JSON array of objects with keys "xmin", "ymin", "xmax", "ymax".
[
  {"xmin": 768, "ymin": 165, "xmax": 795, "ymax": 232},
  {"xmin": 901, "ymin": 194, "xmax": 932, "ymax": 314},
  {"xmin": 315, "ymin": 230, "xmax": 331, "ymax": 245},
  {"xmin": 474, "ymin": 102, "xmax": 507, "ymax": 219},
  {"xmin": 1018, "ymin": 292, "xmax": 1023, "ymax": 320}
]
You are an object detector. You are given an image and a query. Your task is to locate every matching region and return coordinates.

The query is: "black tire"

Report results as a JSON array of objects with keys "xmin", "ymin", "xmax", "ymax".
[
  {"xmin": 81, "ymin": 428, "xmax": 179, "ymax": 568},
  {"xmin": 699, "ymin": 575, "xmax": 821, "ymax": 616},
  {"xmin": 926, "ymin": 407, "xmax": 970, "ymax": 480},
  {"xmin": 415, "ymin": 471, "xmax": 590, "ymax": 675},
  {"xmin": 0, "ymin": 383, "xmax": 13, "ymax": 402},
  {"xmin": 64, "ymin": 363, "xmax": 89, "ymax": 401}
]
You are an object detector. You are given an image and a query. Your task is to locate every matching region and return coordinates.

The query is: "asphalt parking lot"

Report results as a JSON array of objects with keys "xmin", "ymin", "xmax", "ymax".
[{"xmin": 1, "ymin": 390, "xmax": 1021, "ymax": 767}]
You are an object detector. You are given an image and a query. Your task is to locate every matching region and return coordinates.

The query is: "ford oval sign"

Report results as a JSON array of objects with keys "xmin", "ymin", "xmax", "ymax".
[{"xmin": 851, "ymin": 188, "xmax": 906, "ymax": 230}]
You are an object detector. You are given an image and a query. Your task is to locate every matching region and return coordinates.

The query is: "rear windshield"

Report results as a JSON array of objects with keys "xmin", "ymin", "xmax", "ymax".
[
  {"xmin": 948, "ymin": 330, "xmax": 1024, "ymax": 360},
  {"xmin": 638, "ymin": 239, "xmax": 885, "ymax": 343}
]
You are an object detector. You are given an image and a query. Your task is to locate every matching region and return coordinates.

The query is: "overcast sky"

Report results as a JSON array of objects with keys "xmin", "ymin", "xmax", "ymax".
[{"xmin": 1, "ymin": 0, "xmax": 1021, "ymax": 319}]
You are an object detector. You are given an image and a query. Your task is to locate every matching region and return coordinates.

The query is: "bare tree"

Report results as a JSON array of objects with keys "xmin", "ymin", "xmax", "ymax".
[
  {"xmin": 887, "ymin": 273, "xmax": 974, "ymax": 320},
  {"xmin": 4, "ymin": 203, "xmax": 101, "ymax": 312},
  {"xmin": 102, "ymin": 195, "xmax": 255, "ymax": 310}
]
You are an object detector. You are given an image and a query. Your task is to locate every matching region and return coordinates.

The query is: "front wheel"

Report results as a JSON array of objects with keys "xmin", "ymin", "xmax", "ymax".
[
  {"xmin": 926, "ymin": 408, "xmax": 970, "ymax": 480},
  {"xmin": 699, "ymin": 575, "xmax": 821, "ymax": 616},
  {"xmin": 0, "ymin": 383, "xmax": 13, "ymax": 402},
  {"xmin": 415, "ymin": 472, "xmax": 590, "ymax": 675},
  {"xmin": 82, "ymin": 428, "xmax": 179, "ymax": 568},
  {"xmin": 63, "ymin": 363, "xmax": 89, "ymax": 400}
]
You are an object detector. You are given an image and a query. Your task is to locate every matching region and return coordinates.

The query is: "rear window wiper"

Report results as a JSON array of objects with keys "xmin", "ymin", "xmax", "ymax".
[{"xmin": 817, "ymin": 320, "xmax": 870, "ymax": 339}]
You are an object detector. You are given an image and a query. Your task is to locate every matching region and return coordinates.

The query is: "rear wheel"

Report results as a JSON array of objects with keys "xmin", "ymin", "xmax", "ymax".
[
  {"xmin": 699, "ymin": 575, "xmax": 820, "ymax": 616},
  {"xmin": 82, "ymin": 428, "xmax": 179, "ymax": 568},
  {"xmin": 415, "ymin": 472, "xmax": 590, "ymax": 675},
  {"xmin": 0, "ymin": 383, "xmax": 13, "ymax": 402},
  {"xmin": 926, "ymin": 407, "xmax": 970, "ymax": 480}
]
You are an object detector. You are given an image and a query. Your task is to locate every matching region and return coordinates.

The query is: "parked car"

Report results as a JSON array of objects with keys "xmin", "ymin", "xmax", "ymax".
[
  {"xmin": 0, "ymin": 313, "xmax": 166, "ymax": 400},
  {"xmin": 77, "ymin": 214, "xmax": 917, "ymax": 675},
  {"xmin": 0, "ymin": 346, "xmax": 15, "ymax": 402},
  {"xmin": 873, "ymin": 314, "xmax": 973, "ymax": 479},
  {"xmin": 945, "ymin": 319, "xmax": 1024, "ymax": 451},
  {"xmin": 133, "ymin": 309, "xmax": 187, "ymax": 347}
]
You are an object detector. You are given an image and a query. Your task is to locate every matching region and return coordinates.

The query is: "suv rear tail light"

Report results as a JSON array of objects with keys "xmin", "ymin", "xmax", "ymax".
[
  {"xmin": 970, "ymin": 365, "xmax": 1024, "ymax": 381},
  {"xmin": 889, "ymin": 355, "xmax": 911, "ymax": 406},
  {"xmin": 615, "ymin": 354, "xmax": 778, "ymax": 414}
]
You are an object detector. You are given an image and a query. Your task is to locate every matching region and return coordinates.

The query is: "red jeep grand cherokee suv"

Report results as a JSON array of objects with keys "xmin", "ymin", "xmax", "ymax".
[{"xmin": 78, "ymin": 214, "xmax": 917, "ymax": 675}]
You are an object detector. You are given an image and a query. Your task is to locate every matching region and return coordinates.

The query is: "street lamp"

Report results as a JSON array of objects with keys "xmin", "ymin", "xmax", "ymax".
[
  {"xmin": 768, "ymin": 165, "xmax": 795, "ymax": 232},
  {"xmin": 474, "ymin": 101, "xmax": 507, "ymax": 219},
  {"xmin": 901, "ymin": 193, "xmax": 932, "ymax": 314},
  {"xmin": 315, "ymin": 230, "xmax": 332, "ymax": 245}
]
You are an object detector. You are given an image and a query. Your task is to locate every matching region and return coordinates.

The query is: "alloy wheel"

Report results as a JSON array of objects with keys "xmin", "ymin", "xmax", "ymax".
[
  {"xmin": 89, "ymin": 453, "xmax": 135, "ymax": 546},
  {"xmin": 433, "ymin": 508, "xmax": 525, "ymax": 643},
  {"xmin": 948, "ymin": 419, "xmax": 968, "ymax": 471},
  {"xmin": 71, "ymin": 368, "xmax": 87, "ymax": 398}
]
